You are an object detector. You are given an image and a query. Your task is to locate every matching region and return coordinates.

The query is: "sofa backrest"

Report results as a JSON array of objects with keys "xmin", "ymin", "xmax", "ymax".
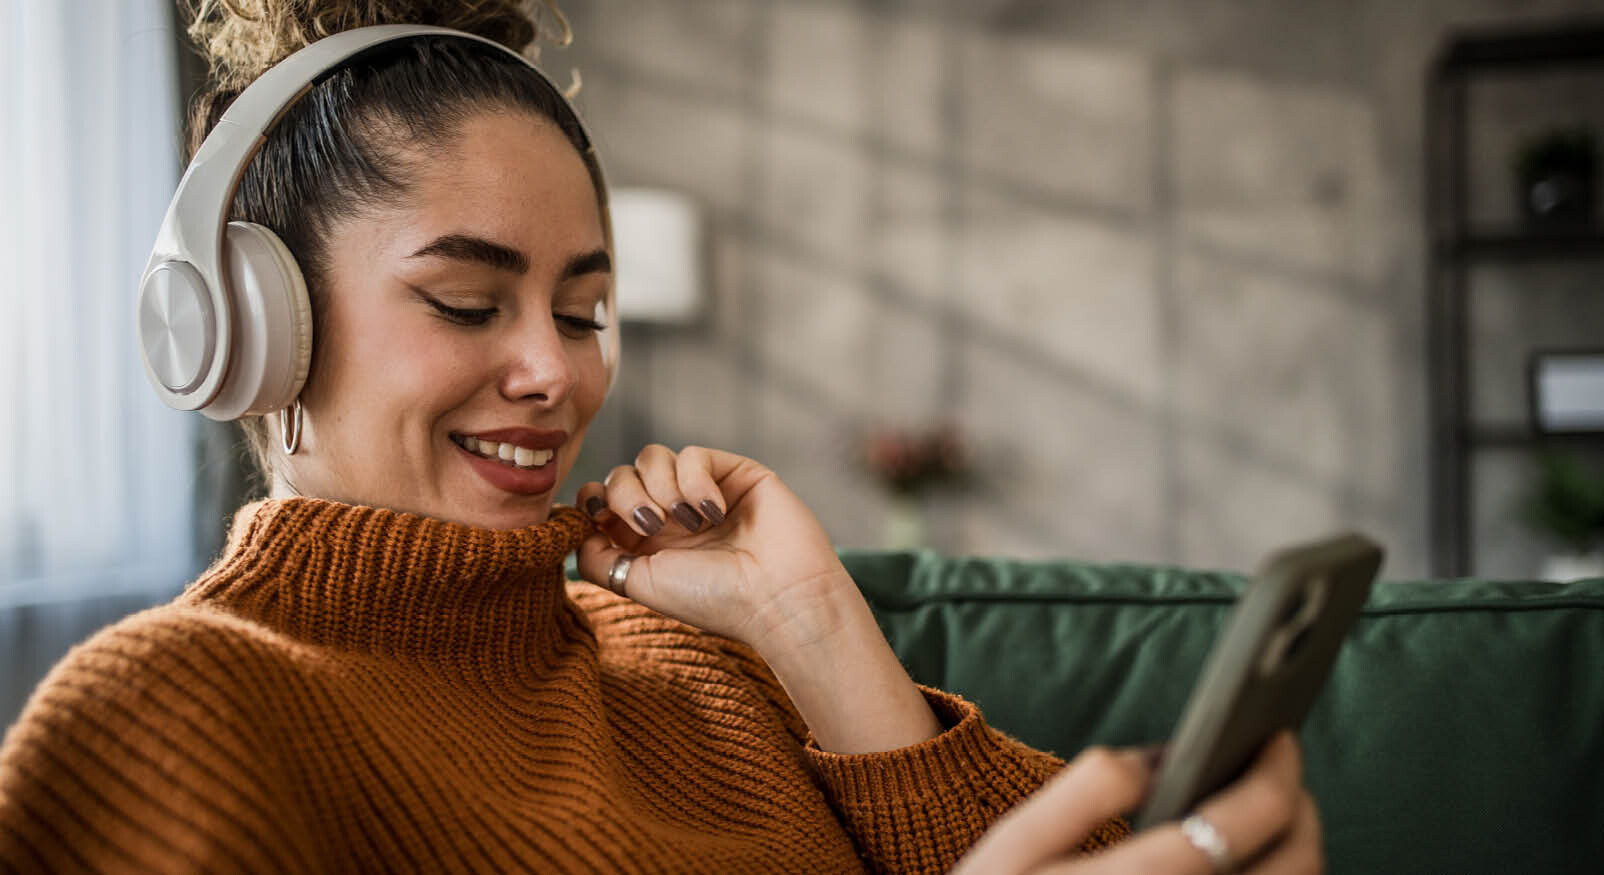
[{"xmin": 841, "ymin": 549, "xmax": 1604, "ymax": 874}]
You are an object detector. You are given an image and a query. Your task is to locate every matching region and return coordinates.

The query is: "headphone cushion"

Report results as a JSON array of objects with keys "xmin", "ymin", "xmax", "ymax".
[
  {"xmin": 253, "ymin": 223, "xmax": 315, "ymax": 398},
  {"xmin": 202, "ymin": 222, "xmax": 314, "ymax": 420}
]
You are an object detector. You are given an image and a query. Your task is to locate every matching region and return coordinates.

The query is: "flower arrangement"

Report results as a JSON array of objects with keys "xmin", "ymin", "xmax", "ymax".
[{"xmin": 863, "ymin": 421, "xmax": 969, "ymax": 496}]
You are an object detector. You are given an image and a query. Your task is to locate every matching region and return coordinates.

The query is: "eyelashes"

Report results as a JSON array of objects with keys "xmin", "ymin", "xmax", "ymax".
[
  {"xmin": 556, "ymin": 315, "xmax": 608, "ymax": 334},
  {"xmin": 426, "ymin": 298, "xmax": 497, "ymax": 326},
  {"xmin": 420, "ymin": 294, "xmax": 607, "ymax": 334}
]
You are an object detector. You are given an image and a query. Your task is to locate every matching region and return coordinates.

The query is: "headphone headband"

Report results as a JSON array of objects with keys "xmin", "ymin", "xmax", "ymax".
[{"xmin": 138, "ymin": 24, "xmax": 616, "ymax": 419}]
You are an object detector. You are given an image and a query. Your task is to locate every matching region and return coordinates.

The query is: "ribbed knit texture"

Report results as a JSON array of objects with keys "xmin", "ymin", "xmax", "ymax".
[{"xmin": 0, "ymin": 496, "xmax": 1127, "ymax": 873}]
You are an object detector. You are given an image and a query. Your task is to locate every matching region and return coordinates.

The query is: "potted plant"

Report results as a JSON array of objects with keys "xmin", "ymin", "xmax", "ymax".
[
  {"xmin": 863, "ymin": 422, "xmax": 969, "ymax": 550},
  {"xmin": 1521, "ymin": 452, "xmax": 1604, "ymax": 581},
  {"xmin": 1511, "ymin": 125, "xmax": 1597, "ymax": 228}
]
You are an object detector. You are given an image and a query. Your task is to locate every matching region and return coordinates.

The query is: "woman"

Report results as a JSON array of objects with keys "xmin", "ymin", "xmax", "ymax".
[{"xmin": 0, "ymin": 2, "xmax": 1320, "ymax": 872}]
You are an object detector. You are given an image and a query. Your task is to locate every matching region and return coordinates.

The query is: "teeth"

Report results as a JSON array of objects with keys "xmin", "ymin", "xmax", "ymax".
[{"xmin": 455, "ymin": 435, "xmax": 556, "ymax": 469}]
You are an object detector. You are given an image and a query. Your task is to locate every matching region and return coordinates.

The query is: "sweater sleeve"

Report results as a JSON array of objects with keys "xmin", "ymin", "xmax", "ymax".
[
  {"xmin": 0, "ymin": 613, "xmax": 320, "ymax": 874},
  {"xmin": 801, "ymin": 685, "xmax": 1129, "ymax": 874}
]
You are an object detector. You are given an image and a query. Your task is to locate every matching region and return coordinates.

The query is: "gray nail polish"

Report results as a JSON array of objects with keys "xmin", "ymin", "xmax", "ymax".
[
  {"xmin": 699, "ymin": 500, "xmax": 726, "ymax": 525},
  {"xmin": 633, "ymin": 506, "xmax": 664, "ymax": 536},
  {"xmin": 671, "ymin": 502, "xmax": 704, "ymax": 532},
  {"xmin": 584, "ymin": 496, "xmax": 606, "ymax": 518}
]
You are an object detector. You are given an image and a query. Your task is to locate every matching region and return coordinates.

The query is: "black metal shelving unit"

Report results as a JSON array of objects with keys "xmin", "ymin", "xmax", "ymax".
[{"xmin": 1426, "ymin": 20, "xmax": 1604, "ymax": 577}]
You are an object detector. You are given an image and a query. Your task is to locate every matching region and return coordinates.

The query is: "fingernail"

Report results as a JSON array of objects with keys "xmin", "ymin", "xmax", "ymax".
[
  {"xmin": 699, "ymin": 500, "xmax": 726, "ymax": 525},
  {"xmin": 584, "ymin": 496, "xmax": 606, "ymax": 518},
  {"xmin": 632, "ymin": 506, "xmax": 664, "ymax": 536},
  {"xmin": 671, "ymin": 502, "xmax": 704, "ymax": 532}
]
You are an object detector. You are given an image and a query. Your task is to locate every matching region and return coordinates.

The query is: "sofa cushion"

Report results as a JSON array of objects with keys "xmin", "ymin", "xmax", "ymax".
[{"xmin": 840, "ymin": 549, "xmax": 1604, "ymax": 874}]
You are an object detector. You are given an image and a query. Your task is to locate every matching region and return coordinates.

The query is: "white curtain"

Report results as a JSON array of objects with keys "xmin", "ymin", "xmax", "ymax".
[{"xmin": 0, "ymin": 0, "xmax": 196, "ymax": 606}]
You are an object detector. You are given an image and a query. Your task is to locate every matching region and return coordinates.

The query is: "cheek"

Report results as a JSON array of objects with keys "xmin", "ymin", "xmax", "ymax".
[
  {"xmin": 330, "ymin": 307, "xmax": 481, "ymax": 430},
  {"xmin": 572, "ymin": 342, "xmax": 609, "ymax": 419}
]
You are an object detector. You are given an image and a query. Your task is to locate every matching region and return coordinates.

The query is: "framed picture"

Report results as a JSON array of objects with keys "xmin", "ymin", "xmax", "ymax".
[{"xmin": 1529, "ymin": 350, "xmax": 1604, "ymax": 434}]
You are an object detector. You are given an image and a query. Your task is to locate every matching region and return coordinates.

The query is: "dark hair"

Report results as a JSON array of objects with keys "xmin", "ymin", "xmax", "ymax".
[{"xmin": 182, "ymin": 4, "xmax": 593, "ymax": 485}]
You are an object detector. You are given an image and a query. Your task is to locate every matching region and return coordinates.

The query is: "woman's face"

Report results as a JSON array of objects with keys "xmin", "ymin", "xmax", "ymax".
[{"xmin": 278, "ymin": 110, "xmax": 611, "ymax": 530}]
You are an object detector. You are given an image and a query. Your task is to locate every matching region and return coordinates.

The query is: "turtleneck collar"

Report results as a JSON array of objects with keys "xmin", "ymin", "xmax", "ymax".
[{"xmin": 181, "ymin": 496, "xmax": 596, "ymax": 662}]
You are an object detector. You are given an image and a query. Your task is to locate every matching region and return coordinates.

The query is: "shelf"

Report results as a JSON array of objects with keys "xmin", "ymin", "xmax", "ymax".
[
  {"xmin": 1464, "ymin": 424, "xmax": 1604, "ymax": 447},
  {"xmin": 1426, "ymin": 19, "xmax": 1604, "ymax": 578},
  {"xmin": 1434, "ymin": 19, "xmax": 1604, "ymax": 72},
  {"xmin": 1434, "ymin": 228, "xmax": 1604, "ymax": 260}
]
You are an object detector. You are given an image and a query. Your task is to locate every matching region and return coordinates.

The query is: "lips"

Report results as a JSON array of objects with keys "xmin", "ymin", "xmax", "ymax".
[{"xmin": 449, "ymin": 427, "xmax": 569, "ymax": 496}]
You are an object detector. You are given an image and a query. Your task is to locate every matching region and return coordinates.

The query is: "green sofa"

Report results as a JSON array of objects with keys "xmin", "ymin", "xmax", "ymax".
[{"xmin": 840, "ymin": 550, "xmax": 1604, "ymax": 874}]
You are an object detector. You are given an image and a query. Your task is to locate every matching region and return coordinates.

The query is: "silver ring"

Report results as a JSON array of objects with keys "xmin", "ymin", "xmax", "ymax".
[
  {"xmin": 1180, "ymin": 814, "xmax": 1232, "ymax": 872},
  {"xmin": 607, "ymin": 554, "xmax": 634, "ymax": 596}
]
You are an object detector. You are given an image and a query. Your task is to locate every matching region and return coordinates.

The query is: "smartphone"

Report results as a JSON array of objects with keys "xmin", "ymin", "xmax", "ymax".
[{"xmin": 1132, "ymin": 533, "xmax": 1384, "ymax": 830}]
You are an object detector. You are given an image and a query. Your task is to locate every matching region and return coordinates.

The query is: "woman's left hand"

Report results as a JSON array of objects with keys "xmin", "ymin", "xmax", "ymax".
[{"xmin": 573, "ymin": 444, "xmax": 852, "ymax": 650}]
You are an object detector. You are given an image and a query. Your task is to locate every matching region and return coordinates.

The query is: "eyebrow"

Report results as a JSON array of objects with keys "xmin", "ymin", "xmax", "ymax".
[{"xmin": 407, "ymin": 233, "xmax": 612, "ymax": 280}]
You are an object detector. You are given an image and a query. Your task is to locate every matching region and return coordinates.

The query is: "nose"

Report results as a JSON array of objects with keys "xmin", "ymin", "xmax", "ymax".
[{"xmin": 499, "ymin": 315, "xmax": 577, "ymax": 407}]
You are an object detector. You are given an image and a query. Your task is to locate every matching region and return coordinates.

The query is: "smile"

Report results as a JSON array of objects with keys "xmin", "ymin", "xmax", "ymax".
[{"xmin": 450, "ymin": 434, "xmax": 556, "ymax": 470}]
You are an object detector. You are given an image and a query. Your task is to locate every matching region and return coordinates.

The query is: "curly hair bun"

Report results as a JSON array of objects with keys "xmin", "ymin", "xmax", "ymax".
[{"xmin": 183, "ymin": 0, "xmax": 569, "ymax": 91}]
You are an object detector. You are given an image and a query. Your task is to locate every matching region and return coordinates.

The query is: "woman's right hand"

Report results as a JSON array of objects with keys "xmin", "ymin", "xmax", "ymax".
[{"xmin": 952, "ymin": 731, "xmax": 1321, "ymax": 874}]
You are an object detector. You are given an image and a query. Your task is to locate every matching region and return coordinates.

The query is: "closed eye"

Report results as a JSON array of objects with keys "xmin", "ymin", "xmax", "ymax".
[
  {"xmin": 556, "ymin": 314, "xmax": 607, "ymax": 335},
  {"xmin": 425, "ymin": 297, "xmax": 496, "ymax": 327},
  {"xmin": 416, "ymin": 287, "xmax": 606, "ymax": 335},
  {"xmin": 431, "ymin": 301, "xmax": 605, "ymax": 335}
]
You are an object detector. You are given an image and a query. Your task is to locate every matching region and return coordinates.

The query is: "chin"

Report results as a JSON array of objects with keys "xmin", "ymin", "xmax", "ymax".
[{"xmin": 461, "ymin": 497, "xmax": 555, "ymax": 531}]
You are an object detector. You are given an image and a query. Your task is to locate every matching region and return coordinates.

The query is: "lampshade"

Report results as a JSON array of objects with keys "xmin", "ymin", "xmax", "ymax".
[{"xmin": 610, "ymin": 187, "xmax": 704, "ymax": 323}]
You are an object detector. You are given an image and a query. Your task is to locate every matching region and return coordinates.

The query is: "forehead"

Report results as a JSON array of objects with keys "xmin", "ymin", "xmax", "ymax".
[{"xmin": 363, "ymin": 111, "xmax": 605, "ymax": 265}]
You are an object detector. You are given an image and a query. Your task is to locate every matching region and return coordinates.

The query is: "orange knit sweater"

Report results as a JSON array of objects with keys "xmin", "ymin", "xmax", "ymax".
[{"xmin": 0, "ymin": 497, "xmax": 1126, "ymax": 873}]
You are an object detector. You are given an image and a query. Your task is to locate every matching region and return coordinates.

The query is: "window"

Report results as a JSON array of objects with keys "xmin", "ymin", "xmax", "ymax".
[{"xmin": 0, "ymin": 0, "xmax": 197, "ymax": 606}]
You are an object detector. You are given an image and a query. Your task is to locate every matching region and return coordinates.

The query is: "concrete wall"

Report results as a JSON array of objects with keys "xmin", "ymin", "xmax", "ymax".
[{"xmin": 555, "ymin": 0, "xmax": 1604, "ymax": 579}]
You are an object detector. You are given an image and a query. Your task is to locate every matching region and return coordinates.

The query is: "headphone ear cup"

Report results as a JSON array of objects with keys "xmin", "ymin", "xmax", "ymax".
[{"xmin": 200, "ymin": 221, "xmax": 314, "ymax": 421}]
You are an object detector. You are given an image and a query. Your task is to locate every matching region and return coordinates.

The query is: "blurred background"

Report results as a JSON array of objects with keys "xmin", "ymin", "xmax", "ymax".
[
  {"xmin": 558, "ymin": 0, "xmax": 1604, "ymax": 582},
  {"xmin": 4, "ymin": 0, "xmax": 1604, "ymax": 722}
]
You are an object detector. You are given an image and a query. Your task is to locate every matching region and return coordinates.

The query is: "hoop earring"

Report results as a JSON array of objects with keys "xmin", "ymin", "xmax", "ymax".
[{"xmin": 280, "ymin": 398, "xmax": 304, "ymax": 456}]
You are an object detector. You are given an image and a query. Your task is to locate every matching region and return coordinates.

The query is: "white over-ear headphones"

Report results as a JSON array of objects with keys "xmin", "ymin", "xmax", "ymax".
[{"xmin": 137, "ymin": 24, "xmax": 618, "ymax": 423}]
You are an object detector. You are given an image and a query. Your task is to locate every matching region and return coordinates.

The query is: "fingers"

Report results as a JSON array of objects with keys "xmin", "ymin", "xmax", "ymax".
[
  {"xmin": 635, "ymin": 444, "xmax": 706, "ymax": 534},
  {"xmin": 952, "ymin": 746, "xmax": 1153, "ymax": 875},
  {"xmin": 1244, "ymin": 789, "xmax": 1323, "ymax": 875},
  {"xmin": 1097, "ymin": 732, "xmax": 1305, "ymax": 875},
  {"xmin": 578, "ymin": 445, "xmax": 737, "ymax": 539},
  {"xmin": 675, "ymin": 446, "xmax": 728, "ymax": 525},
  {"xmin": 575, "ymin": 481, "xmax": 648, "ymax": 550},
  {"xmin": 957, "ymin": 734, "xmax": 1316, "ymax": 875},
  {"xmin": 575, "ymin": 532, "xmax": 653, "ymax": 602},
  {"xmin": 602, "ymin": 461, "xmax": 668, "ymax": 537},
  {"xmin": 1190, "ymin": 730, "xmax": 1302, "ymax": 863}
]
